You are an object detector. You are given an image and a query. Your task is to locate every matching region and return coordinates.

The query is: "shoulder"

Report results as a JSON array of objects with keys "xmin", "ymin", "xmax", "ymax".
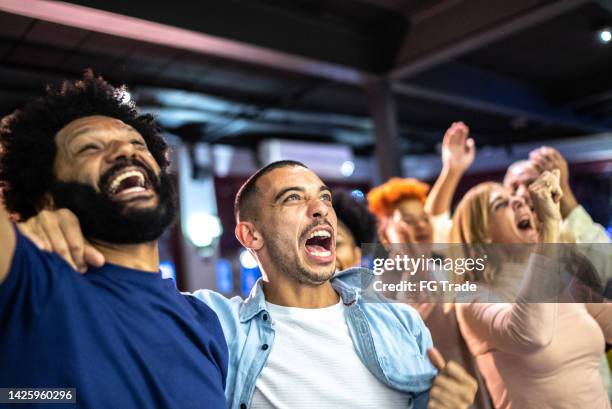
[{"xmin": 187, "ymin": 289, "xmax": 244, "ymax": 333}]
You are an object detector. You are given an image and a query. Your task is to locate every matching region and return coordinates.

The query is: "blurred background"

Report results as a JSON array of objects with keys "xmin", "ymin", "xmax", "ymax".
[{"xmin": 0, "ymin": 0, "xmax": 611, "ymax": 293}]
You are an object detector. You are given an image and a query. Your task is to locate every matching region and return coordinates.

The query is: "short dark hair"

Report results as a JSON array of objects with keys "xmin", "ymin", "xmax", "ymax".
[
  {"xmin": 0, "ymin": 70, "xmax": 169, "ymax": 220},
  {"xmin": 234, "ymin": 160, "xmax": 307, "ymax": 222},
  {"xmin": 333, "ymin": 190, "xmax": 376, "ymax": 245}
]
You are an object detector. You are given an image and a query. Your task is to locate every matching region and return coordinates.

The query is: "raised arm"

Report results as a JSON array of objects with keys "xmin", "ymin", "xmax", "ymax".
[
  {"xmin": 425, "ymin": 122, "xmax": 475, "ymax": 217},
  {"xmin": 0, "ymin": 197, "xmax": 16, "ymax": 284},
  {"xmin": 460, "ymin": 170, "xmax": 564, "ymax": 355}
]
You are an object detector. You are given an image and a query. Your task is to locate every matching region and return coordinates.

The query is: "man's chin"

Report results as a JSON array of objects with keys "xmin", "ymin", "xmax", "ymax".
[{"xmin": 299, "ymin": 264, "xmax": 335, "ymax": 285}]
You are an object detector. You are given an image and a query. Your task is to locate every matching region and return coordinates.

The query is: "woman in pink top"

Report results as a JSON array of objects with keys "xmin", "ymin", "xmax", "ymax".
[{"xmin": 449, "ymin": 170, "xmax": 612, "ymax": 409}]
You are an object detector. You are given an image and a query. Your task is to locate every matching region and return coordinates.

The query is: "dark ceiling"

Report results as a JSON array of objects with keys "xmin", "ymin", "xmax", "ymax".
[{"xmin": 0, "ymin": 0, "xmax": 611, "ymax": 156}]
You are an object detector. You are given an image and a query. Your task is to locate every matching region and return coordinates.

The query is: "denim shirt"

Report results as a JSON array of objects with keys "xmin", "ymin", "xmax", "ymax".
[{"xmin": 191, "ymin": 267, "xmax": 437, "ymax": 409}]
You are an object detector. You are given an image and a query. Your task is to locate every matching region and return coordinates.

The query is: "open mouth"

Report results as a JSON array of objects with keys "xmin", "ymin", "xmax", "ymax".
[
  {"xmin": 303, "ymin": 227, "xmax": 334, "ymax": 262},
  {"xmin": 516, "ymin": 215, "xmax": 533, "ymax": 231},
  {"xmin": 105, "ymin": 167, "xmax": 153, "ymax": 200}
]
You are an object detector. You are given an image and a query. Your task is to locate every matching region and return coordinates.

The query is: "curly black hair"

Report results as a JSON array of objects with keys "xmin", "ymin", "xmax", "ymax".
[
  {"xmin": 332, "ymin": 190, "xmax": 377, "ymax": 246},
  {"xmin": 0, "ymin": 70, "xmax": 169, "ymax": 221}
]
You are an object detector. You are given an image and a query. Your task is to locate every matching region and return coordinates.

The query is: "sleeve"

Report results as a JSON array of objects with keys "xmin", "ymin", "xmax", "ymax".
[
  {"xmin": 563, "ymin": 206, "xmax": 610, "ymax": 244},
  {"xmin": 183, "ymin": 294, "xmax": 229, "ymax": 388},
  {"xmin": 457, "ymin": 254, "xmax": 559, "ymax": 355},
  {"xmin": 188, "ymin": 289, "xmax": 243, "ymax": 347},
  {"xmin": 563, "ymin": 206, "xmax": 612, "ymax": 284},
  {"xmin": 431, "ymin": 211, "xmax": 452, "ymax": 244},
  {"xmin": 586, "ymin": 303, "xmax": 612, "ymax": 343},
  {"xmin": 0, "ymin": 225, "xmax": 70, "ymax": 319}
]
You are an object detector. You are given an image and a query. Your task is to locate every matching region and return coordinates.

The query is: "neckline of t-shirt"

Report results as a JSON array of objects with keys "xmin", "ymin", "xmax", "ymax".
[
  {"xmin": 265, "ymin": 299, "xmax": 345, "ymax": 318},
  {"xmin": 87, "ymin": 262, "xmax": 162, "ymax": 281}
]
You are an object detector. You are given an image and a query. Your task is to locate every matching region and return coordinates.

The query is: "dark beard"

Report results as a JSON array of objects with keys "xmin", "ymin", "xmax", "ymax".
[{"xmin": 49, "ymin": 161, "xmax": 177, "ymax": 244}]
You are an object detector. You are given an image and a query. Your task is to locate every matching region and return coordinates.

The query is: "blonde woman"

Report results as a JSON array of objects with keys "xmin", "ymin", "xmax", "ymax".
[{"xmin": 450, "ymin": 171, "xmax": 612, "ymax": 409}]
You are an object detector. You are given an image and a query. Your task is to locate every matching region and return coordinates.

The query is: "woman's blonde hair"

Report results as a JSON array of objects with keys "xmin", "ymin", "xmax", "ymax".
[{"xmin": 449, "ymin": 182, "xmax": 502, "ymax": 284}]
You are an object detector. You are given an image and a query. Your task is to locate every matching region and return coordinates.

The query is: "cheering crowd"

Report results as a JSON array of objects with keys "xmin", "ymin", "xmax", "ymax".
[{"xmin": 0, "ymin": 72, "xmax": 610, "ymax": 409}]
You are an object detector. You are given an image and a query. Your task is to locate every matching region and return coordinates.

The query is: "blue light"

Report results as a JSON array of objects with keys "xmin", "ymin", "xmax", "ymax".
[
  {"xmin": 351, "ymin": 189, "xmax": 365, "ymax": 201},
  {"xmin": 216, "ymin": 259, "xmax": 234, "ymax": 294},
  {"xmin": 241, "ymin": 266, "xmax": 262, "ymax": 296},
  {"xmin": 159, "ymin": 261, "xmax": 176, "ymax": 284}
]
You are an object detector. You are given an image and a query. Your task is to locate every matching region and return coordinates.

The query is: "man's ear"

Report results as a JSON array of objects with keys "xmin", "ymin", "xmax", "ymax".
[{"xmin": 235, "ymin": 221, "xmax": 264, "ymax": 251}]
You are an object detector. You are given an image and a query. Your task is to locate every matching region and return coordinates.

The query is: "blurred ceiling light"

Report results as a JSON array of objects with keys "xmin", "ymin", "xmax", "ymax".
[
  {"xmin": 598, "ymin": 28, "xmax": 611, "ymax": 43},
  {"xmin": 239, "ymin": 250, "xmax": 259, "ymax": 269},
  {"xmin": 186, "ymin": 213, "xmax": 222, "ymax": 248},
  {"xmin": 340, "ymin": 160, "xmax": 355, "ymax": 177}
]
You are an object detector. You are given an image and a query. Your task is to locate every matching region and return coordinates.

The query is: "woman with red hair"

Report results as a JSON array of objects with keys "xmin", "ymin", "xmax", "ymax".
[{"xmin": 368, "ymin": 122, "xmax": 493, "ymax": 409}]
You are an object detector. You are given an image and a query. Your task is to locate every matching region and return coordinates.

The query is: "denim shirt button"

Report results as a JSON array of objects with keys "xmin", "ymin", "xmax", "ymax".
[
  {"xmin": 240, "ymin": 404, "xmax": 247, "ymax": 409},
  {"xmin": 262, "ymin": 313, "xmax": 268, "ymax": 321},
  {"xmin": 261, "ymin": 343, "xmax": 269, "ymax": 351}
]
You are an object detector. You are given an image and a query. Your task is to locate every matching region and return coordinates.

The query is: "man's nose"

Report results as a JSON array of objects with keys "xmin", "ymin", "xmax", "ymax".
[
  {"xmin": 308, "ymin": 197, "xmax": 329, "ymax": 219},
  {"xmin": 105, "ymin": 140, "xmax": 137, "ymax": 163}
]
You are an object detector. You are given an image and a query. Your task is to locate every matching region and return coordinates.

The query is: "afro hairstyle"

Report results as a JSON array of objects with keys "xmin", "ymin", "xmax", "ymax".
[
  {"xmin": 332, "ymin": 190, "xmax": 377, "ymax": 246},
  {"xmin": 0, "ymin": 70, "xmax": 169, "ymax": 221}
]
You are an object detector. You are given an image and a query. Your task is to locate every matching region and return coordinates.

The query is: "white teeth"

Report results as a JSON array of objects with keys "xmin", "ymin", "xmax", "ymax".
[
  {"xmin": 308, "ymin": 250, "xmax": 331, "ymax": 257},
  {"xmin": 117, "ymin": 186, "xmax": 146, "ymax": 196},
  {"xmin": 109, "ymin": 170, "xmax": 145, "ymax": 193},
  {"xmin": 308, "ymin": 229, "xmax": 331, "ymax": 239}
]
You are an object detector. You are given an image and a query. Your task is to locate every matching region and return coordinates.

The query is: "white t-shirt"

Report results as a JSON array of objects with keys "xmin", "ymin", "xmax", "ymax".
[{"xmin": 250, "ymin": 300, "xmax": 411, "ymax": 409}]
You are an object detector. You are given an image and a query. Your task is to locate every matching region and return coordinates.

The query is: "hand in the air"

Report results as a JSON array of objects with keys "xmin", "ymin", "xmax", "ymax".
[{"xmin": 441, "ymin": 122, "xmax": 475, "ymax": 174}]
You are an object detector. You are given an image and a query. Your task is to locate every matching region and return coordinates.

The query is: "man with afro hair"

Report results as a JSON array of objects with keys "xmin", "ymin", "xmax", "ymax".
[{"xmin": 0, "ymin": 71, "xmax": 227, "ymax": 408}]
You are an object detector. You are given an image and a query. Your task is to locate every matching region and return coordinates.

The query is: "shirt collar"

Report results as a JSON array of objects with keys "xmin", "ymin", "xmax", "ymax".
[{"xmin": 238, "ymin": 267, "xmax": 375, "ymax": 322}]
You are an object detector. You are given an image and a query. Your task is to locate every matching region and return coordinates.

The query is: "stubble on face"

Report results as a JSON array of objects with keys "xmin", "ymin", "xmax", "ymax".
[{"xmin": 256, "ymin": 167, "xmax": 336, "ymax": 286}]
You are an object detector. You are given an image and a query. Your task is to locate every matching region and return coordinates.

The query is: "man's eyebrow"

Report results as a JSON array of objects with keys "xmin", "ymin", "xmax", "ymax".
[
  {"xmin": 67, "ymin": 125, "xmax": 141, "ymax": 145},
  {"xmin": 66, "ymin": 127, "xmax": 94, "ymax": 142},
  {"xmin": 320, "ymin": 185, "xmax": 331, "ymax": 193},
  {"xmin": 274, "ymin": 186, "xmax": 305, "ymax": 202}
]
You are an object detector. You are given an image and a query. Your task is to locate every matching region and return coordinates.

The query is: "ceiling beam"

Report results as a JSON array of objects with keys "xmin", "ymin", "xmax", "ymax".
[
  {"xmin": 0, "ymin": 0, "xmax": 375, "ymax": 85},
  {"xmin": 392, "ymin": 62, "xmax": 612, "ymax": 133},
  {"xmin": 390, "ymin": 0, "xmax": 591, "ymax": 80}
]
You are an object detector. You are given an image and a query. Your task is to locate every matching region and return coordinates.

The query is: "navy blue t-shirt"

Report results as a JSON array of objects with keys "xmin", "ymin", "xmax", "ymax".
[{"xmin": 0, "ymin": 228, "xmax": 228, "ymax": 408}]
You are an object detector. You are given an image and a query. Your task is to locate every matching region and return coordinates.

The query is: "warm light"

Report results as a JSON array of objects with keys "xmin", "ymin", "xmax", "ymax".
[
  {"xmin": 186, "ymin": 213, "xmax": 222, "ymax": 247},
  {"xmin": 239, "ymin": 250, "xmax": 259, "ymax": 269}
]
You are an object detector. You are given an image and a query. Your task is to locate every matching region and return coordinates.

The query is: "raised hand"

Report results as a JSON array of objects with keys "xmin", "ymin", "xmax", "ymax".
[
  {"xmin": 18, "ymin": 209, "xmax": 105, "ymax": 272},
  {"xmin": 528, "ymin": 169, "xmax": 563, "ymax": 242},
  {"xmin": 427, "ymin": 348, "xmax": 477, "ymax": 409},
  {"xmin": 529, "ymin": 147, "xmax": 569, "ymax": 188},
  {"xmin": 441, "ymin": 122, "xmax": 475, "ymax": 174},
  {"xmin": 529, "ymin": 146, "xmax": 578, "ymax": 217}
]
